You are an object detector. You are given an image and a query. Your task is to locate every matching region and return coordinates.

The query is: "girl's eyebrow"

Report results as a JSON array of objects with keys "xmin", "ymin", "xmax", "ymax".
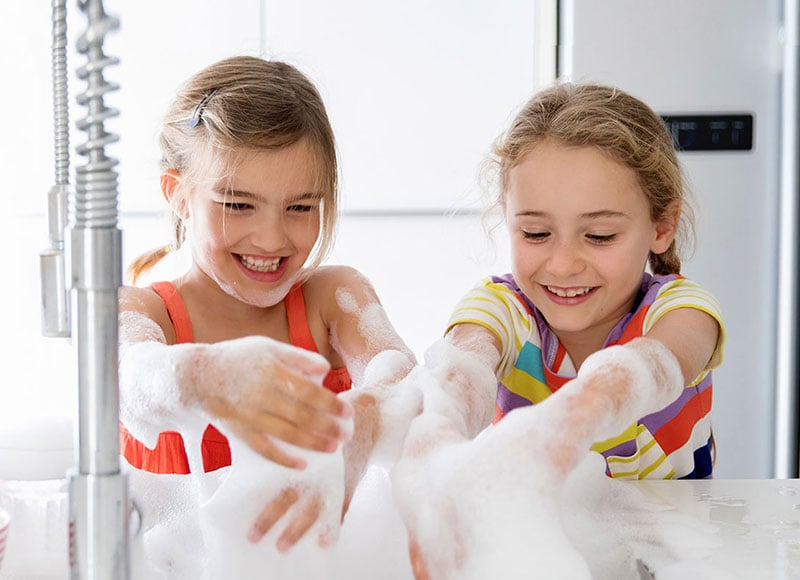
[
  {"xmin": 514, "ymin": 210, "xmax": 546, "ymax": 218},
  {"xmin": 286, "ymin": 191, "xmax": 324, "ymax": 203},
  {"xmin": 580, "ymin": 209, "xmax": 629, "ymax": 220},
  {"xmin": 514, "ymin": 209, "xmax": 629, "ymax": 219},
  {"xmin": 223, "ymin": 189, "xmax": 323, "ymax": 203}
]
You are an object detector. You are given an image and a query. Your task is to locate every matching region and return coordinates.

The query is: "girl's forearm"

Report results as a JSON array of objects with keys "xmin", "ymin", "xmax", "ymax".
[{"xmin": 118, "ymin": 339, "xmax": 210, "ymax": 448}]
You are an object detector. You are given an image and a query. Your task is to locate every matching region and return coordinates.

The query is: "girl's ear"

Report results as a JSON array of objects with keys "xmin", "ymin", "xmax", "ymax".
[
  {"xmin": 651, "ymin": 200, "xmax": 680, "ymax": 254},
  {"xmin": 160, "ymin": 169, "xmax": 189, "ymax": 219}
]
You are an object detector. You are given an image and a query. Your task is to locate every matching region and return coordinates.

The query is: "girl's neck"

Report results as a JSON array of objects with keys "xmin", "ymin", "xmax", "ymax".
[
  {"xmin": 173, "ymin": 266, "xmax": 289, "ymax": 343},
  {"xmin": 552, "ymin": 323, "xmax": 615, "ymax": 371}
]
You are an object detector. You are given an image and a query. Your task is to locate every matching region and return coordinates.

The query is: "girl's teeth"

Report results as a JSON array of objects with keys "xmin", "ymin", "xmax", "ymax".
[
  {"xmin": 547, "ymin": 286, "xmax": 592, "ymax": 298},
  {"xmin": 240, "ymin": 255, "xmax": 281, "ymax": 272}
]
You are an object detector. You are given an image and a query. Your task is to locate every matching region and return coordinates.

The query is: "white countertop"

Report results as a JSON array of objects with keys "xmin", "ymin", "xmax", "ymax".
[
  {"xmin": 634, "ymin": 478, "xmax": 800, "ymax": 579},
  {"xmin": 1, "ymin": 474, "xmax": 798, "ymax": 579}
]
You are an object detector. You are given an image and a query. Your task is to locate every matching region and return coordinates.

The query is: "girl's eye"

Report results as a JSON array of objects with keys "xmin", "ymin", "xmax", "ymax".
[
  {"xmin": 287, "ymin": 204, "xmax": 316, "ymax": 213},
  {"xmin": 221, "ymin": 202, "xmax": 253, "ymax": 211},
  {"xmin": 522, "ymin": 231, "xmax": 550, "ymax": 241},
  {"xmin": 586, "ymin": 233, "xmax": 617, "ymax": 244}
]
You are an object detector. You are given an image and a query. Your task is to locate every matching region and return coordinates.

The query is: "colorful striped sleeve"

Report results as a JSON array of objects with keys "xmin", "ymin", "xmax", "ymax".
[
  {"xmin": 446, "ymin": 278, "xmax": 535, "ymax": 380},
  {"xmin": 643, "ymin": 278, "xmax": 726, "ymax": 370}
]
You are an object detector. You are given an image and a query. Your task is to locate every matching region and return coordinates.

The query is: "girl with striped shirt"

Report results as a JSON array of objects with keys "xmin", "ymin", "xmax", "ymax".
[
  {"xmin": 396, "ymin": 82, "xmax": 725, "ymax": 580},
  {"xmin": 446, "ymin": 83, "xmax": 724, "ymax": 481}
]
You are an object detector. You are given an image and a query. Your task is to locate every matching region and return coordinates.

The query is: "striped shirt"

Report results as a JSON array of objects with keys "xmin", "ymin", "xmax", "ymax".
[{"xmin": 446, "ymin": 273, "xmax": 725, "ymax": 480}]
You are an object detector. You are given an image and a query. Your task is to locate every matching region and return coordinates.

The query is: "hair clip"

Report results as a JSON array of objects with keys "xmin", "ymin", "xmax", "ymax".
[{"xmin": 189, "ymin": 88, "xmax": 218, "ymax": 128}]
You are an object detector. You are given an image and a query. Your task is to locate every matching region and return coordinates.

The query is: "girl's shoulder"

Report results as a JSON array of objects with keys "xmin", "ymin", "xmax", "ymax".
[
  {"xmin": 301, "ymin": 265, "xmax": 382, "ymax": 320},
  {"xmin": 302, "ymin": 265, "xmax": 376, "ymax": 295},
  {"xmin": 297, "ymin": 266, "xmax": 385, "ymax": 364},
  {"xmin": 119, "ymin": 284, "xmax": 175, "ymax": 343},
  {"xmin": 120, "ymin": 284, "xmax": 165, "ymax": 314}
]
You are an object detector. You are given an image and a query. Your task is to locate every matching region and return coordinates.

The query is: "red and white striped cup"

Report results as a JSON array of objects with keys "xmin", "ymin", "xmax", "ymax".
[{"xmin": 0, "ymin": 506, "xmax": 10, "ymax": 571}]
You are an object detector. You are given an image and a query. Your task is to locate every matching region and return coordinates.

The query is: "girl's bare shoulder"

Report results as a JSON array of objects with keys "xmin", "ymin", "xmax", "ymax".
[
  {"xmin": 120, "ymin": 285, "xmax": 163, "ymax": 313},
  {"xmin": 302, "ymin": 265, "xmax": 379, "ymax": 304},
  {"xmin": 119, "ymin": 284, "xmax": 175, "ymax": 343}
]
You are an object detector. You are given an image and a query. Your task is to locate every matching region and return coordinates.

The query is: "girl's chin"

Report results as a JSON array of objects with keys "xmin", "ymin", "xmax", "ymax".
[
  {"xmin": 228, "ymin": 273, "xmax": 300, "ymax": 308},
  {"xmin": 226, "ymin": 286, "xmax": 291, "ymax": 308}
]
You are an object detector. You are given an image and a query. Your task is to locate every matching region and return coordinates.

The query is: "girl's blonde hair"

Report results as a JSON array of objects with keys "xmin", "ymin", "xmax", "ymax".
[
  {"xmin": 128, "ymin": 56, "xmax": 339, "ymax": 284},
  {"xmin": 490, "ymin": 83, "xmax": 694, "ymax": 275}
]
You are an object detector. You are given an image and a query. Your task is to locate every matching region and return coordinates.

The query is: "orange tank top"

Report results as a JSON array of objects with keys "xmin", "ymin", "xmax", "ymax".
[{"xmin": 119, "ymin": 281, "xmax": 352, "ymax": 474}]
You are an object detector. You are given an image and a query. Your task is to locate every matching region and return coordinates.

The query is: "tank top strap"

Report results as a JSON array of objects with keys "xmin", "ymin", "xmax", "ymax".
[
  {"xmin": 151, "ymin": 281, "xmax": 194, "ymax": 344},
  {"xmin": 285, "ymin": 283, "xmax": 354, "ymax": 393},
  {"xmin": 284, "ymin": 283, "xmax": 318, "ymax": 352}
]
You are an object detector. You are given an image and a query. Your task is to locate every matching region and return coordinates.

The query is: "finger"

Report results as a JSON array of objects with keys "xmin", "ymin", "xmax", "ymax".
[
  {"xmin": 408, "ymin": 535, "xmax": 432, "ymax": 580},
  {"xmin": 266, "ymin": 390, "xmax": 351, "ymax": 442},
  {"xmin": 280, "ymin": 369, "xmax": 354, "ymax": 420},
  {"xmin": 276, "ymin": 496, "xmax": 323, "ymax": 553},
  {"xmin": 241, "ymin": 431, "xmax": 308, "ymax": 470},
  {"xmin": 244, "ymin": 409, "xmax": 342, "ymax": 455},
  {"xmin": 247, "ymin": 487, "xmax": 300, "ymax": 543}
]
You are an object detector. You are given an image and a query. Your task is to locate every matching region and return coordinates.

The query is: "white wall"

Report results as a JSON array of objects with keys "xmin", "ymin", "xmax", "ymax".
[{"xmin": 261, "ymin": 0, "xmax": 536, "ymax": 212}]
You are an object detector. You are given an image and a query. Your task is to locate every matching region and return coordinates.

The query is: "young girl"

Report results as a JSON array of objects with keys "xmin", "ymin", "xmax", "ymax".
[
  {"xmin": 391, "ymin": 82, "xmax": 725, "ymax": 578},
  {"xmin": 117, "ymin": 55, "xmax": 416, "ymax": 553}
]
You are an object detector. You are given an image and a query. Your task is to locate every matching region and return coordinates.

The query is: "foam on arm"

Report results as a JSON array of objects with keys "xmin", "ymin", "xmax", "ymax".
[
  {"xmin": 421, "ymin": 334, "xmax": 499, "ymax": 439},
  {"xmin": 553, "ymin": 337, "xmax": 684, "ymax": 445},
  {"xmin": 118, "ymin": 310, "xmax": 210, "ymax": 450}
]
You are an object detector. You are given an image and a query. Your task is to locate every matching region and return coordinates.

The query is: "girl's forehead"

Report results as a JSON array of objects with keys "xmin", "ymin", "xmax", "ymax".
[
  {"xmin": 511, "ymin": 144, "xmax": 636, "ymax": 188},
  {"xmin": 505, "ymin": 144, "xmax": 647, "ymax": 216},
  {"xmin": 207, "ymin": 142, "xmax": 326, "ymax": 194}
]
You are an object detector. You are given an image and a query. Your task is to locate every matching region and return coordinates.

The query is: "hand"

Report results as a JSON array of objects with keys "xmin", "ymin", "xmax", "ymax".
[
  {"xmin": 247, "ymin": 485, "xmax": 332, "ymax": 552},
  {"xmin": 194, "ymin": 420, "xmax": 347, "ymax": 562},
  {"xmin": 245, "ymin": 386, "xmax": 423, "ymax": 553},
  {"xmin": 189, "ymin": 336, "xmax": 354, "ymax": 469}
]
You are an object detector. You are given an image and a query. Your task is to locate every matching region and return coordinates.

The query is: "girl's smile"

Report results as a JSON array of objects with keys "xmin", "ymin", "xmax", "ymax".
[
  {"xmin": 235, "ymin": 253, "xmax": 289, "ymax": 282},
  {"xmin": 543, "ymin": 285, "xmax": 598, "ymax": 305}
]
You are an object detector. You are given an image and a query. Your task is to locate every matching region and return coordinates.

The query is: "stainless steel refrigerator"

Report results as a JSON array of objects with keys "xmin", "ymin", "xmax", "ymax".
[{"xmin": 556, "ymin": 0, "xmax": 800, "ymax": 478}]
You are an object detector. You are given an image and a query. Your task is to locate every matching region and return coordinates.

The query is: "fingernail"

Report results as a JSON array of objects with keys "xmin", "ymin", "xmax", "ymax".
[
  {"xmin": 326, "ymin": 439, "xmax": 339, "ymax": 452},
  {"xmin": 277, "ymin": 538, "xmax": 291, "ymax": 553},
  {"xmin": 294, "ymin": 458, "xmax": 308, "ymax": 470},
  {"xmin": 247, "ymin": 527, "xmax": 262, "ymax": 543}
]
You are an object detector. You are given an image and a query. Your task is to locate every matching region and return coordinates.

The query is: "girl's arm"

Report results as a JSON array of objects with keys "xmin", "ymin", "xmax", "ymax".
[
  {"xmin": 536, "ymin": 307, "xmax": 721, "ymax": 466},
  {"xmin": 118, "ymin": 286, "xmax": 352, "ymax": 470},
  {"xmin": 315, "ymin": 265, "xmax": 417, "ymax": 385},
  {"xmin": 315, "ymin": 266, "xmax": 419, "ymax": 496},
  {"xmin": 430, "ymin": 322, "xmax": 503, "ymax": 437},
  {"xmin": 643, "ymin": 307, "xmax": 721, "ymax": 387}
]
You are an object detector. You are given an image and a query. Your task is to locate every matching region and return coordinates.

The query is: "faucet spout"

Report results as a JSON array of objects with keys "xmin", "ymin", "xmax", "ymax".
[{"xmin": 66, "ymin": 1, "xmax": 130, "ymax": 578}]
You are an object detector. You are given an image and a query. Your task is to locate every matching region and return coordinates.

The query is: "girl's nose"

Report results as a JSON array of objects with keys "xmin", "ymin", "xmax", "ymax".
[
  {"xmin": 546, "ymin": 240, "xmax": 585, "ymax": 277},
  {"xmin": 248, "ymin": 211, "xmax": 290, "ymax": 252}
]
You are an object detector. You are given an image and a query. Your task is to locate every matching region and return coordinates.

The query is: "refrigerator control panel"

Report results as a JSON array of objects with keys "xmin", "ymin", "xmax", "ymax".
[{"xmin": 660, "ymin": 114, "xmax": 753, "ymax": 151}]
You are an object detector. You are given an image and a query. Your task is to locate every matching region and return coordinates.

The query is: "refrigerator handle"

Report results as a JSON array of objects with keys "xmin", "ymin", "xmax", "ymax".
[{"xmin": 776, "ymin": 0, "xmax": 800, "ymax": 478}]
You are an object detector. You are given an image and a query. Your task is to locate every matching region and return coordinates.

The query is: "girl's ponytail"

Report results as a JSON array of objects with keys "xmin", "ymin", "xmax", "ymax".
[{"xmin": 126, "ymin": 216, "xmax": 186, "ymax": 285}]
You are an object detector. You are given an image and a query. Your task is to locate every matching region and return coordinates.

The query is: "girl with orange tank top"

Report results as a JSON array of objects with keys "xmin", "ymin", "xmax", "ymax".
[{"xmin": 118, "ymin": 56, "xmax": 416, "ymax": 554}]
